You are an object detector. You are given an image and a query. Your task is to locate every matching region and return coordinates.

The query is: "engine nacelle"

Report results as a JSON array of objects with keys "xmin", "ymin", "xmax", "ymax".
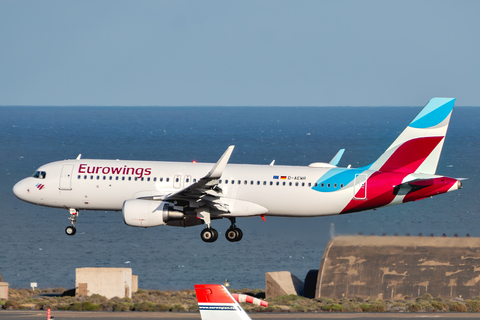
[{"xmin": 123, "ymin": 199, "xmax": 184, "ymax": 227}]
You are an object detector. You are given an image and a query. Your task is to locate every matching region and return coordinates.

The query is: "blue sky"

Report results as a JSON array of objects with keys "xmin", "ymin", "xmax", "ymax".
[{"xmin": 1, "ymin": 1, "xmax": 479, "ymax": 106}]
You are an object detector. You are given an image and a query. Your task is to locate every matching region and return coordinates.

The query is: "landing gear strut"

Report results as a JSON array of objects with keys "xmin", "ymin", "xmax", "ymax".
[
  {"xmin": 225, "ymin": 218, "xmax": 243, "ymax": 242},
  {"xmin": 65, "ymin": 208, "xmax": 78, "ymax": 236},
  {"xmin": 198, "ymin": 207, "xmax": 219, "ymax": 243}
]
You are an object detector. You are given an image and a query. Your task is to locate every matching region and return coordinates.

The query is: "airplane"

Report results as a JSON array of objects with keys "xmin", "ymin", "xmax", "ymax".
[
  {"xmin": 13, "ymin": 98, "xmax": 462, "ymax": 243},
  {"xmin": 195, "ymin": 284, "xmax": 267, "ymax": 320}
]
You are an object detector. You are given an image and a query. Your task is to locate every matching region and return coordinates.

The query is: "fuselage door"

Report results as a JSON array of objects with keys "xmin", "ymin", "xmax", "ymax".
[
  {"xmin": 184, "ymin": 175, "xmax": 192, "ymax": 188},
  {"xmin": 59, "ymin": 164, "xmax": 74, "ymax": 191},
  {"xmin": 173, "ymin": 174, "xmax": 182, "ymax": 189},
  {"xmin": 353, "ymin": 173, "xmax": 367, "ymax": 200}
]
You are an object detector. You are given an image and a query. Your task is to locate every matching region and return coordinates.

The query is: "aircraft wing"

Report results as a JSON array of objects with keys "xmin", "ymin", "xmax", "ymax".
[
  {"xmin": 138, "ymin": 145, "xmax": 267, "ymax": 217},
  {"xmin": 159, "ymin": 146, "xmax": 235, "ymax": 213}
]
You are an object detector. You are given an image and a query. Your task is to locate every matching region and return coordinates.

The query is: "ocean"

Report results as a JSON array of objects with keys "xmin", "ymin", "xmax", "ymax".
[{"xmin": 0, "ymin": 106, "xmax": 479, "ymax": 290}]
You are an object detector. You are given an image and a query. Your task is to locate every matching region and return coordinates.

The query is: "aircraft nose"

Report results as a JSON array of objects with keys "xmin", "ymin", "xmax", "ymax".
[{"xmin": 13, "ymin": 179, "xmax": 29, "ymax": 200}]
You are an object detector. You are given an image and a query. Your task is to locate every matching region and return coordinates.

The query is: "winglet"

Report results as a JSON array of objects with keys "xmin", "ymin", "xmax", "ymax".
[
  {"xmin": 204, "ymin": 146, "xmax": 235, "ymax": 179},
  {"xmin": 329, "ymin": 149, "xmax": 345, "ymax": 166}
]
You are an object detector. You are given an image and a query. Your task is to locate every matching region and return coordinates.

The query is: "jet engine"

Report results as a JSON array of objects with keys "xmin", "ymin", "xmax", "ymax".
[{"xmin": 123, "ymin": 199, "xmax": 184, "ymax": 227}]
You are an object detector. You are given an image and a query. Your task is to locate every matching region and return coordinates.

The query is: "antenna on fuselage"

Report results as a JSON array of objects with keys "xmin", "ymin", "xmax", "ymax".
[{"xmin": 76, "ymin": 154, "xmax": 82, "ymax": 160}]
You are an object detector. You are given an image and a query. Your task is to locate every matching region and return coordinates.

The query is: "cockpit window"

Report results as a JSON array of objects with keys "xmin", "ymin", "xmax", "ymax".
[{"xmin": 32, "ymin": 171, "xmax": 47, "ymax": 179}]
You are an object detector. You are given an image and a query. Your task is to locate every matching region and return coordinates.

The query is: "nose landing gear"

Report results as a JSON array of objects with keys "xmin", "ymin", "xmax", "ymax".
[{"xmin": 65, "ymin": 208, "xmax": 78, "ymax": 236}]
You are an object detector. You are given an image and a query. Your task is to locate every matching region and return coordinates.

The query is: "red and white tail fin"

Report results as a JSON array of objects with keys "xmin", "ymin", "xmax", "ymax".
[
  {"xmin": 195, "ymin": 284, "xmax": 267, "ymax": 320},
  {"xmin": 369, "ymin": 97, "xmax": 455, "ymax": 174}
]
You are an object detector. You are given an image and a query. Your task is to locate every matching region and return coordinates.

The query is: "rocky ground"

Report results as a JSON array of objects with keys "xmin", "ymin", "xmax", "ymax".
[{"xmin": 2, "ymin": 288, "xmax": 480, "ymax": 313}]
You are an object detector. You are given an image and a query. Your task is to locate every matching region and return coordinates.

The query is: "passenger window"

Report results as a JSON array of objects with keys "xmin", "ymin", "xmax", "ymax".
[
  {"xmin": 314, "ymin": 183, "xmax": 318, "ymax": 187},
  {"xmin": 116, "ymin": 176, "xmax": 119, "ymax": 180},
  {"xmin": 154, "ymin": 177, "xmax": 157, "ymax": 182},
  {"xmin": 320, "ymin": 183, "xmax": 324, "ymax": 187},
  {"xmin": 77, "ymin": 175, "xmax": 81, "ymax": 179},
  {"xmin": 103, "ymin": 176, "xmax": 106, "ymax": 180},
  {"xmin": 283, "ymin": 182, "xmax": 286, "ymax": 186},
  {"xmin": 263, "ymin": 181, "xmax": 266, "ymax": 185},
  {"xmin": 122, "ymin": 177, "xmax": 125, "ymax": 181},
  {"xmin": 84, "ymin": 175, "xmax": 87, "ymax": 179},
  {"xmin": 160, "ymin": 177, "xmax": 163, "ymax": 182},
  {"xmin": 334, "ymin": 183, "xmax": 337, "ymax": 188},
  {"xmin": 193, "ymin": 178, "xmax": 197, "ymax": 183},
  {"xmin": 340, "ymin": 184, "xmax": 344, "ymax": 188},
  {"xmin": 238, "ymin": 180, "xmax": 241, "ymax": 184},
  {"xmin": 295, "ymin": 182, "xmax": 298, "ymax": 186},
  {"xmin": 308, "ymin": 183, "xmax": 311, "ymax": 187},
  {"xmin": 302, "ymin": 182, "xmax": 305, "ymax": 187},
  {"xmin": 270, "ymin": 181, "xmax": 273, "ymax": 186},
  {"xmin": 90, "ymin": 176, "xmax": 94, "ymax": 180},
  {"xmin": 135, "ymin": 177, "xmax": 138, "ymax": 181},
  {"xmin": 276, "ymin": 182, "xmax": 279, "ymax": 186},
  {"xmin": 109, "ymin": 176, "xmax": 113, "ymax": 180},
  {"xmin": 289, "ymin": 182, "xmax": 292, "ymax": 186},
  {"xmin": 244, "ymin": 180, "xmax": 247, "ymax": 185},
  {"xmin": 257, "ymin": 181, "xmax": 260, "ymax": 185},
  {"xmin": 231, "ymin": 180, "xmax": 234, "ymax": 184},
  {"xmin": 327, "ymin": 183, "xmax": 330, "ymax": 188},
  {"xmin": 147, "ymin": 177, "xmax": 150, "ymax": 181},
  {"xmin": 175, "ymin": 177, "xmax": 179, "ymax": 182},
  {"xmin": 250, "ymin": 181, "xmax": 254, "ymax": 185},
  {"xmin": 225, "ymin": 180, "xmax": 228, "ymax": 184},
  {"xmin": 166, "ymin": 178, "xmax": 170, "ymax": 182}
]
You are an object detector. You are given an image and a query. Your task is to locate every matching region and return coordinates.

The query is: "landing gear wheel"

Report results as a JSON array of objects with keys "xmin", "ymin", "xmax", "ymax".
[
  {"xmin": 235, "ymin": 228, "xmax": 243, "ymax": 241},
  {"xmin": 225, "ymin": 227, "xmax": 243, "ymax": 242},
  {"xmin": 65, "ymin": 226, "xmax": 76, "ymax": 236},
  {"xmin": 211, "ymin": 228, "xmax": 218, "ymax": 242},
  {"xmin": 201, "ymin": 228, "xmax": 218, "ymax": 243}
]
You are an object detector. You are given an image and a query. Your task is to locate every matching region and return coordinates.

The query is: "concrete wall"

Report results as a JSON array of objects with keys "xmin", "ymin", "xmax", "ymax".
[
  {"xmin": 76, "ymin": 268, "xmax": 132, "ymax": 299},
  {"xmin": 317, "ymin": 235, "xmax": 480, "ymax": 300},
  {"xmin": 0, "ymin": 282, "xmax": 8, "ymax": 300},
  {"xmin": 132, "ymin": 275, "xmax": 138, "ymax": 294},
  {"xmin": 265, "ymin": 271, "xmax": 303, "ymax": 298}
]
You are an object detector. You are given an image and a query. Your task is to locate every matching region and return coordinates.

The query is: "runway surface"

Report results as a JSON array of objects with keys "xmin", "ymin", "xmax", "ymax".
[{"xmin": 1, "ymin": 311, "xmax": 480, "ymax": 320}]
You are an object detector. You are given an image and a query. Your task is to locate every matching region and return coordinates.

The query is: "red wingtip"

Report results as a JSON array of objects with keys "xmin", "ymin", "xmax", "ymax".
[{"xmin": 261, "ymin": 214, "xmax": 265, "ymax": 222}]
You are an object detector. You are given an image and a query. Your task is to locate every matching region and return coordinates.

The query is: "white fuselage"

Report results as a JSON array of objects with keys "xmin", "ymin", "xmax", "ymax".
[{"xmin": 14, "ymin": 158, "xmax": 368, "ymax": 217}]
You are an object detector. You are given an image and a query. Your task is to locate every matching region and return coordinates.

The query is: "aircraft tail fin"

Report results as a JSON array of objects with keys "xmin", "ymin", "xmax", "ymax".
[
  {"xmin": 369, "ymin": 98, "xmax": 455, "ymax": 174},
  {"xmin": 195, "ymin": 284, "xmax": 267, "ymax": 320}
]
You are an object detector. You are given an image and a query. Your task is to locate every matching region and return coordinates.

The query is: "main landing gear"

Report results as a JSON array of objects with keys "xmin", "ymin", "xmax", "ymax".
[
  {"xmin": 199, "ymin": 218, "xmax": 243, "ymax": 243},
  {"xmin": 225, "ymin": 217, "xmax": 243, "ymax": 242},
  {"xmin": 65, "ymin": 208, "xmax": 78, "ymax": 236},
  {"xmin": 197, "ymin": 208, "xmax": 243, "ymax": 243}
]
